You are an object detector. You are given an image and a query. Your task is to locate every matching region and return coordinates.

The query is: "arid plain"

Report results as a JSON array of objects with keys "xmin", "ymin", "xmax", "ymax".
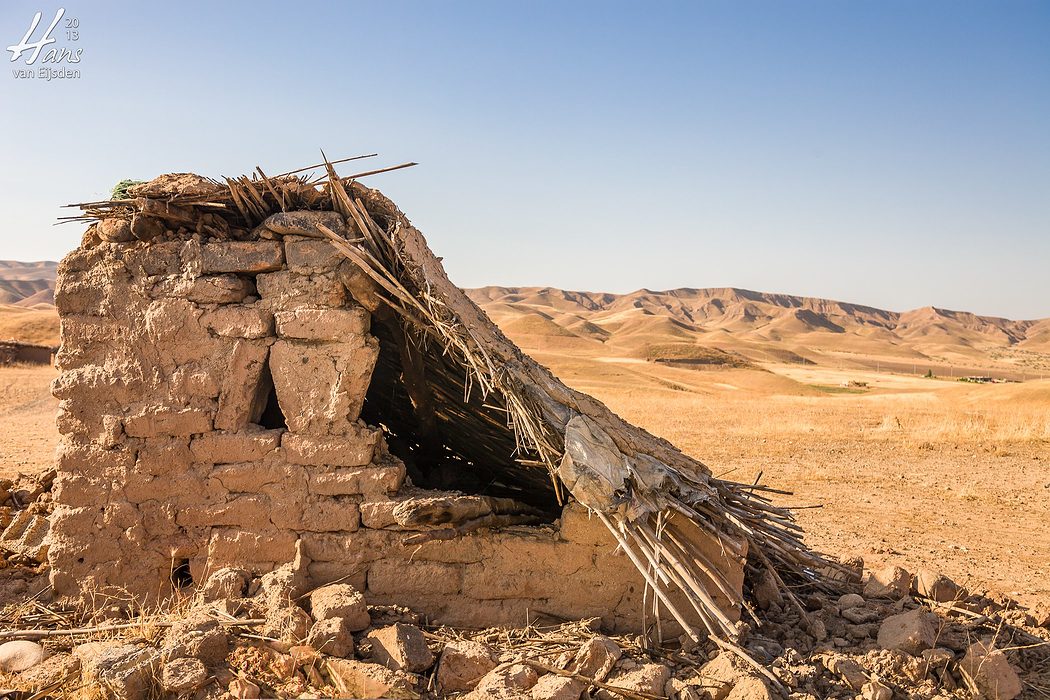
[{"xmin": 0, "ymin": 277, "xmax": 1047, "ymax": 609}]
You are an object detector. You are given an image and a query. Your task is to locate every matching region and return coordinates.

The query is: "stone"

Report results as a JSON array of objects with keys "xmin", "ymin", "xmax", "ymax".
[
  {"xmin": 187, "ymin": 274, "xmax": 252, "ymax": 304},
  {"xmin": 90, "ymin": 645, "xmax": 161, "ymax": 700},
  {"xmin": 229, "ymin": 677, "xmax": 261, "ymax": 699},
  {"xmin": 200, "ymin": 304, "xmax": 274, "ymax": 339},
  {"xmin": 877, "ymin": 608, "xmax": 936, "ymax": 654},
  {"xmin": 326, "ymin": 659, "xmax": 420, "ymax": 699},
  {"xmin": 724, "ymin": 676, "xmax": 774, "ymax": 700},
  {"xmin": 819, "ymin": 654, "xmax": 867, "ymax": 690},
  {"xmin": 367, "ymin": 623, "xmax": 435, "ymax": 673},
  {"xmin": 841, "ymin": 606, "xmax": 878, "ymax": 624},
  {"xmin": 696, "ymin": 652, "xmax": 744, "ymax": 700},
  {"xmin": 837, "ymin": 593, "xmax": 865, "ymax": 608},
  {"xmin": 368, "ymin": 559, "xmax": 463, "ymax": 596},
  {"xmin": 256, "ymin": 270, "xmax": 347, "ymax": 308},
  {"xmin": 285, "ymin": 238, "xmax": 346, "ymax": 272},
  {"xmin": 14, "ymin": 652, "xmax": 81, "ymax": 690},
  {"xmin": 215, "ymin": 340, "xmax": 270, "ymax": 430},
  {"xmin": 864, "ymin": 566, "xmax": 912, "ymax": 599},
  {"xmin": 263, "ymin": 211, "xmax": 349, "ymax": 239},
  {"xmin": 466, "ymin": 663, "xmax": 539, "ymax": 699},
  {"xmin": 860, "ymin": 680, "xmax": 893, "ymax": 700},
  {"xmin": 309, "ymin": 465, "xmax": 405, "ymax": 497},
  {"xmin": 191, "ymin": 429, "xmax": 281, "ymax": 463},
  {"xmin": 200, "ymin": 241, "xmax": 284, "ymax": 273},
  {"xmin": 98, "ymin": 219, "xmax": 134, "ymax": 243},
  {"xmin": 264, "ymin": 605, "xmax": 313, "ymax": 644},
  {"xmin": 161, "ymin": 614, "xmax": 230, "ymax": 665},
  {"xmin": 200, "ymin": 567, "xmax": 250, "ymax": 601},
  {"xmin": 284, "ymin": 431, "xmax": 380, "ymax": 467},
  {"xmin": 572, "ymin": 635, "xmax": 621, "ymax": 680},
  {"xmin": 0, "ymin": 640, "xmax": 47, "ymax": 672},
  {"xmin": 309, "ymin": 583, "xmax": 371, "ymax": 631},
  {"xmin": 305, "ymin": 616, "xmax": 355, "ymax": 658},
  {"xmin": 436, "ymin": 640, "xmax": 498, "ymax": 693},
  {"xmin": 531, "ymin": 675, "xmax": 584, "ymax": 700},
  {"xmin": 1032, "ymin": 599, "xmax": 1050, "ymax": 628},
  {"xmin": 161, "ymin": 657, "xmax": 209, "ymax": 693},
  {"xmin": 124, "ymin": 407, "xmax": 212, "ymax": 438},
  {"xmin": 913, "ymin": 569, "xmax": 962, "ymax": 603},
  {"xmin": 275, "ymin": 306, "xmax": 370, "ymax": 341},
  {"xmin": 600, "ymin": 663, "xmax": 672, "ymax": 698},
  {"xmin": 960, "ymin": 641, "xmax": 1022, "ymax": 700},
  {"xmin": 269, "ymin": 338, "xmax": 379, "ymax": 433}
]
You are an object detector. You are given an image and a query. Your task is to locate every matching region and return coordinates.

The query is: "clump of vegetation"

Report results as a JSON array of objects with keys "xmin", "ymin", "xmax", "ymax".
[{"xmin": 110, "ymin": 179, "xmax": 145, "ymax": 200}]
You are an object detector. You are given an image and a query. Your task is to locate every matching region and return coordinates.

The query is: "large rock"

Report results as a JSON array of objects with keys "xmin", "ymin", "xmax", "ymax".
[
  {"xmin": 305, "ymin": 616, "xmax": 354, "ymax": 658},
  {"xmin": 599, "ymin": 663, "xmax": 672, "ymax": 698},
  {"xmin": 466, "ymin": 663, "xmax": 539, "ymax": 699},
  {"xmin": 725, "ymin": 676, "xmax": 774, "ymax": 700},
  {"xmin": 309, "ymin": 583, "xmax": 370, "ymax": 630},
  {"xmin": 0, "ymin": 640, "xmax": 47, "ymax": 672},
  {"xmin": 161, "ymin": 657, "xmax": 209, "ymax": 693},
  {"xmin": 877, "ymin": 608, "xmax": 936, "ymax": 654},
  {"xmin": 200, "ymin": 567, "xmax": 250, "ymax": 601},
  {"xmin": 572, "ymin": 636, "xmax": 621, "ymax": 679},
  {"xmin": 14, "ymin": 652, "xmax": 80, "ymax": 690},
  {"xmin": 436, "ymin": 640, "xmax": 499, "ymax": 693},
  {"xmin": 161, "ymin": 613, "xmax": 229, "ymax": 665},
  {"xmin": 913, "ymin": 569, "xmax": 962, "ymax": 603},
  {"xmin": 960, "ymin": 642, "xmax": 1022, "ymax": 700},
  {"xmin": 367, "ymin": 623, "xmax": 435, "ymax": 673},
  {"xmin": 696, "ymin": 653, "xmax": 746, "ymax": 700},
  {"xmin": 327, "ymin": 659, "xmax": 420, "ymax": 699},
  {"xmin": 531, "ymin": 675, "xmax": 584, "ymax": 700},
  {"xmin": 864, "ymin": 566, "xmax": 912, "ymax": 599},
  {"xmin": 88, "ymin": 645, "xmax": 161, "ymax": 700},
  {"xmin": 263, "ymin": 605, "xmax": 312, "ymax": 644}
]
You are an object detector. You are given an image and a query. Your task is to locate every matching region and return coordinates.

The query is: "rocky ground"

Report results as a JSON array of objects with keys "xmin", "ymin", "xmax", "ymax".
[{"xmin": 0, "ymin": 474, "xmax": 1047, "ymax": 699}]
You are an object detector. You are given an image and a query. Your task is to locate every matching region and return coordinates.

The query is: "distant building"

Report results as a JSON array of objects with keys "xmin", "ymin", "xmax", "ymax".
[{"xmin": 0, "ymin": 340, "xmax": 55, "ymax": 365}]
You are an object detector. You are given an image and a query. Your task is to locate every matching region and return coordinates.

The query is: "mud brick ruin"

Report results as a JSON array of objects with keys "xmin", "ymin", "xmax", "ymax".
[{"xmin": 48, "ymin": 167, "xmax": 828, "ymax": 641}]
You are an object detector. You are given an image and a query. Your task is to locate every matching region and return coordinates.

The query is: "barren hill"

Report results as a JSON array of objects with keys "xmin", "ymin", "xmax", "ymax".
[
  {"xmin": 468, "ymin": 286, "xmax": 1050, "ymax": 375},
  {"xmin": 0, "ymin": 261, "xmax": 59, "ymax": 345}
]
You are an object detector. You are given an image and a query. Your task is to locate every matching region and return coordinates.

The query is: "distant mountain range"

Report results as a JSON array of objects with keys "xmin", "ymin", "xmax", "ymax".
[
  {"xmin": 0, "ymin": 261, "xmax": 1045, "ymax": 372},
  {"xmin": 0, "ymin": 261, "xmax": 57, "ymax": 307},
  {"xmin": 467, "ymin": 286, "xmax": 1050, "ymax": 374}
]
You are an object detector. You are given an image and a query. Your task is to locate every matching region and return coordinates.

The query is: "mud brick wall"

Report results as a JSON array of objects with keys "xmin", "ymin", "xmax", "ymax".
[{"xmin": 49, "ymin": 234, "xmax": 744, "ymax": 631}]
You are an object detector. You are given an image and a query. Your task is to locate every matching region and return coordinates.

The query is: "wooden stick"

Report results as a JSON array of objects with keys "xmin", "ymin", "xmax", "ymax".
[{"xmin": 0, "ymin": 617, "xmax": 265, "ymax": 640}]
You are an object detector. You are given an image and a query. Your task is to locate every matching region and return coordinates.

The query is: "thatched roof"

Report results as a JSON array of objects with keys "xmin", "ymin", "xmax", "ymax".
[{"xmin": 68, "ymin": 155, "xmax": 844, "ymax": 675}]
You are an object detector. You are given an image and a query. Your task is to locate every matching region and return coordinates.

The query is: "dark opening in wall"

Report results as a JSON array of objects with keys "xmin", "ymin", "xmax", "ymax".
[
  {"xmin": 252, "ymin": 365, "xmax": 287, "ymax": 430},
  {"xmin": 171, "ymin": 559, "xmax": 193, "ymax": 589},
  {"xmin": 361, "ymin": 315, "xmax": 561, "ymax": 521}
]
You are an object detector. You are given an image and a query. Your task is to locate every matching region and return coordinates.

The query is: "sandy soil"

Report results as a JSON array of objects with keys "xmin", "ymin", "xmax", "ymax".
[
  {"xmin": 1, "ymin": 348, "xmax": 1046, "ymax": 608},
  {"xmin": 0, "ymin": 365, "xmax": 58, "ymax": 480}
]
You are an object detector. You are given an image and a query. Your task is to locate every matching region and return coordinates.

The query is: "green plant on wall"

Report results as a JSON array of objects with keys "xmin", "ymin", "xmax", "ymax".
[{"xmin": 111, "ymin": 179, "xmax": 145, "ymax": 200}]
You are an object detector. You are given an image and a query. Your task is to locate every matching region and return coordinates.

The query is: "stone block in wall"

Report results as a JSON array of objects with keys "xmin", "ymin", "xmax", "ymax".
[
  {"xmin": 200, "ymin": 305, "xmax": 274, "ymax": 339},
  {"xmin": 56, "ymin": 441, "xmax": 136, "ymax": 476},
  {"xmin": 270, "ymin": 339, "xmax": 379, "ymax": 434},
  {"xmin": 206, "ymin": 528, "xmax": 297, "ymax": 569},
  {"xmin": 307, "ymin": 562, "xmax": 368, "ymax": 591},
  {"xmin": 124, "ymin": 470, "xmax": 204, "ymax": 505},
  {"xmin": 177, "ymin": 495, "xmax": 272, "ymax": 528},
  {"xmin": 210, "ymin": 461, "xmax": 305, "ymax": 494},
  {"xmin": 120, "ymin": 241, "xmax": 185, "ymax": 276},
  {"xmin": 285, "ymin": 239, "xmax": 344, "ymax": 273},
  {"xmin": 256, "ymin": 270, "xmax": 347, "ymax": 308},
  {"xmin": 301, "ymin": 529, "xmax": 401, "ymax": 564},
  {"xmin": 282, "ymin": 431, "xmax": 379, "ymax": 467},
  {"xmin": 275, "ymin": 307, "xmax": 370, "ymax": 341},
  {"xmin": 297, "ymin": 499, "xmax": 361, "ymax": 533},
  {"xmin": 170, "ymin": 362, "xmax": 221, "ymax": 400},
  {"xmin": 199, "ymin": 241, "xmax": 284, "ymax": 274},
  {"xmin": 125, "ymin": 407, "xmax": 213, "ymax": 438},
  {"xmin": 144, "ymin": 299, "xmax": 216, "ymax": 367},
  {"xmin": 56, "ymin": 400, "xmax": 124, "ymax": 446},
  {"xmin": 309, "ymin": 465, "xmax": 406, "ymax": 498},
  {"xmin": 191, "ymin": 429, "xmax": 281, "ymax": 463},
  {"xmin": 214, "ymin": 340, "xmax": 270, "ymax": 431},
  {"xmin": 187, "ymin": 274, "xmax": 253, "ymax": 304},
  {"xmin": 368, "ymin": 560, "xmax": 463, "ymax": 597}
]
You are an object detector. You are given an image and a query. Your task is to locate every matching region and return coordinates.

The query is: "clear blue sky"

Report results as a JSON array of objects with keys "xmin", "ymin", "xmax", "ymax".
[{"xmin": 1, "ymin": 1, "xmax": 1047, "ymax": 318}]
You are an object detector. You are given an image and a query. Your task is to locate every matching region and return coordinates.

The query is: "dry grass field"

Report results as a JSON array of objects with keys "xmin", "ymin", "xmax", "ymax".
[{"xmin": 1, "ymin": 287, "xmax": 1046, "ymax": 609}]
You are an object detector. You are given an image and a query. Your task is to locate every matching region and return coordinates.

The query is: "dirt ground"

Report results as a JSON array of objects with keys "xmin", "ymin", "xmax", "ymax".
[
  {"xmin": 0, "ymin": 351, "xmax": 1046, "ymax": 609},
  {"xmin": 0, "ymin": 365, "xmax": 58, "ymax": 480}
]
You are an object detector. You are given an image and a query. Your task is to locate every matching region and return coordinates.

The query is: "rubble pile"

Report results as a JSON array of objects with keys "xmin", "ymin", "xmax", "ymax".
[{"xmin": 0, "ymin": 559, "xmax": 1046, "ymax": 699}]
